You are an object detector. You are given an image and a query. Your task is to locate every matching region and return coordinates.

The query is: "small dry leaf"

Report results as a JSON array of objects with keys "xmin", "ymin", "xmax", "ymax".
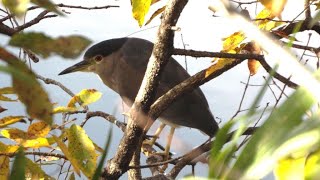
[
  {"xmin": 248, "ymin": 59, "xmax": 261, "ymax": 76},
  {"xmin": 243, "ymin": 41, "xmax": 262, "ymax": 75}
]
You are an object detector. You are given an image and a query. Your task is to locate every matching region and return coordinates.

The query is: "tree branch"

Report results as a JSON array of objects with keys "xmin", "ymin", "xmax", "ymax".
[
  {"xmin": 102, "ymin": 0, "xmax": 189, "ymax": 179},
  {"xmin": 0, "ymin": 151, "xmax": 67, "ymax": 160},
  {"xmin": 167, "ymin": 127, "xmax": 257, "ymax": 179}
]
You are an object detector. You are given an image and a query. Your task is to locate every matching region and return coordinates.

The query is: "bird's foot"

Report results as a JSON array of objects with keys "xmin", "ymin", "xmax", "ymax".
[{"xmin": 153, "ymin": 151, "xmax": 171, "ymax": 173}]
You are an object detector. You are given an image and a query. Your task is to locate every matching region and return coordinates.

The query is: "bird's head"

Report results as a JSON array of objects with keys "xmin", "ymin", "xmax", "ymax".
[{"xmin": 58, "ymin": 38, "xmax": 128, "ymax": 75}]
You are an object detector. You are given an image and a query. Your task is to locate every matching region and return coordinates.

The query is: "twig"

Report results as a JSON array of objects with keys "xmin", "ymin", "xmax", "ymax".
[
  {"xmin": 56, "ymin": 4, "xmax": 119, "ymax": 10},
  {"xmin": 84, "ymin": 111, "xmax": 126, "ymax": 132},
  {"xmin": 36, "ymin": 74, "xmax": 75, "ymax": 97},
  {"xmin": 167, "ymin": 127, "xmax": 258, "ymax": 179},
  {"xmin": 231, "ymin": 75, "xmax": 251, "ymax": 119},
  {"xmin": 14, "ymin": 11, "xmax": 57, "ymax": 32},
  {"xmin": 0, "ymin": 151, "xmax": 67, "ymax": 160}
]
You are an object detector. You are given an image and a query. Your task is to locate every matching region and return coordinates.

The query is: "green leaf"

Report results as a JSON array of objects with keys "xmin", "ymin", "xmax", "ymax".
[
  {"xmin": 227, "ymin": 87, "xmax": 316, "ymax": 179},
  {"xmin": 9, "ymin": 146, "xmax": 25, "ymax": 180},
  {"xmin": 9, "ymin": 32, "xmax": 91, "ymax": 59},
  {"xmin": 132, "ymin": 0, "xmax": 152, "ymax": 27},
  {"xmin": 68, "ymin": 124, "xmax": 98, "ymax": 179},
  {"xmin": 0, "ymin": 48, "xmax": 53, "ymax": 125},
  {"xmin": 209, "ymin": 120, "xmax": 235, "ymax": 178},
  {"xmin": 274, "ymin": 117, "xmax": 320, "ymax": 159},
  {"xmin": 31, "ymin": 0, "xmax": 63, "ymax": 15}
]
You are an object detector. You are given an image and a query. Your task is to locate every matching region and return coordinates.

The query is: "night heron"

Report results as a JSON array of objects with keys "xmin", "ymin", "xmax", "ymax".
[{"xmin": 59, "ymin": 37, "xmax": 219, "ymax": 160}]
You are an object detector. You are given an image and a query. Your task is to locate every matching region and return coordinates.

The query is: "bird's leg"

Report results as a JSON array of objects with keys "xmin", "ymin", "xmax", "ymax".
[
  {"xmin": 143, "ymin": 123, "xmax": 166, "ymax": 147},
  {"xmin": 159, "ymin": 127, "xmax": 175, "ymax": 173}
]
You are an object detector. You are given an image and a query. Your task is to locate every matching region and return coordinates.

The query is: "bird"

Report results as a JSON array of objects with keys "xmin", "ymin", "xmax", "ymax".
[{"xmin": 59, "ymin": 37, "xmax": 219, "ymax": 158}]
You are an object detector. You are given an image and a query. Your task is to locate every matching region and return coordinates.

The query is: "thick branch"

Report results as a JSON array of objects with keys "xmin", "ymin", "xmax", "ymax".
[{"xmin": 102, "ymin": 0, "xmax": 189, "ymax": 179}]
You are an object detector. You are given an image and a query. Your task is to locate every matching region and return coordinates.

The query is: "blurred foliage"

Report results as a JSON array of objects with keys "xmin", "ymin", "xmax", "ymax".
[
  {"xmin": 9, "ymin": 32, "xmax": 91, "ymax": 59},
  {"xmin": 2, "ymin": 0, "xmax": 62, "ymax": 17}
]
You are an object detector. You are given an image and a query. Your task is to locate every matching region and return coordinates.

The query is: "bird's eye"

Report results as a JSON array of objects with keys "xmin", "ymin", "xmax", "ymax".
[{"xmin": 94, "ymin": 55, "xmax": 103, "ymax": 62}]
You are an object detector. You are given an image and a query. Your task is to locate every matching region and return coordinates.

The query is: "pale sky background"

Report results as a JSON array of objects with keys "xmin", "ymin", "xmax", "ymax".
[{"xmin": 0, "ymin": 0, "xmax": 319, "ymax": 179}]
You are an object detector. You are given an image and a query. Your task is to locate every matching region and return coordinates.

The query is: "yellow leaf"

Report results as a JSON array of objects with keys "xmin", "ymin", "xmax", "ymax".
[
  {"xmin": 305, "ymin": 149, "xmax": 320, "ymax": 180},
  {"xmin": 0, "ymin": 48, "xmax": 53, "ymax": 125},
  {"xmin": 0, "ymin": 116, "xmax": 25, "ymax": 128},
  {"xmin": 22, "ymin": 137, "xmax": 51, "ymax": 148},
  {"xmin": 67, "ymin": 89, "xmax": 102, "ymax": 108},
  {"xmin": 38, "ymin": 155, "xmax": 59, "ymax": 162},
  {"xmin": 0, "ymin": 87, "xmax": 15, "ymax": 94},
  {"xmin": 222, "ymin": 31, "xmax": 246, "ymax": 51},
  {"xmin": 2, "ymin": 0, "xmax": 30, "ymax": 17},
  {"xmin": 1, "ymin": 128, "xmax": 53, "ymax": 148},
  {"xmin": 206, "ymin": 58, "xmax": 237, "ymax": 78},
  {"xmin": 1, "ymin": 128, "xmax": 27, "ymax": 143},
  {"xmin": 274, "ymin": 157, "xmax": 305, "ymax": 180},
  {"xmin": 53, "ymin": 106, "xmax": 78, "ymax": 114},
  {"xmin": 27, "ymin": 121, "xmax": 51, "ymax": 138},
  {"xmin": 0, "ymin": 142, "xmax": 19, "ymax": 153},
  {"xmin": 25, "ymin": 157, "xmax": 53, "ymax": 179},
  {"xmin": 151, "ymin": 0, "xmax": 160, "ymax": 4},
  {"xmin": 0, "ymin": 156, "xmax": 9, "ymax": 179},
  {"xmin": 0, "ymin": 87, "xmax": 17, "ymax": 101},
  {"xmin": 0, "ymin": 94, "xmax": 16, "ymax": 102},
  {"xmin": 68, "ymin": 124, "xmax": 98, "ymax": 179},
  {"xmin": 132, "ymin": 0, "xmax": 153, "ymax": 27},
  {"xmin": 53, "ymin": 135, "xmax": 81, "ymax": 176},
  {"xmin": 255, "ymin": 8, "xmax": 274, "ymax": 29},
  {"xmin": 258, "ymin": 0, "xmax": 287, "ymax": 17},
  {"xmin": 145, "ymin": 6, "xmax": 166, "ymax": 26},
  {"xmin": 255, "ymin": 8, "xmax": 285, "ymax": 31},
  {"xmin": 256, "ymin": 8, "xmax": 275, "ymax": 19}
]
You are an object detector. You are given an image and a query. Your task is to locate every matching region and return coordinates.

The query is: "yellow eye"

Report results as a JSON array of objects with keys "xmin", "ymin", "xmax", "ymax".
[{"xmin": 94, "ymin": 55, "xmax": 103, "ymax": 62}]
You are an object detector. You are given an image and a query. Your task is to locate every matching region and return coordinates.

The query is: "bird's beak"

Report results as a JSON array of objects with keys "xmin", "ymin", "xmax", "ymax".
[{"xmin": 58, "ymin": 60, "xmax": 91, "ymax": 75}]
